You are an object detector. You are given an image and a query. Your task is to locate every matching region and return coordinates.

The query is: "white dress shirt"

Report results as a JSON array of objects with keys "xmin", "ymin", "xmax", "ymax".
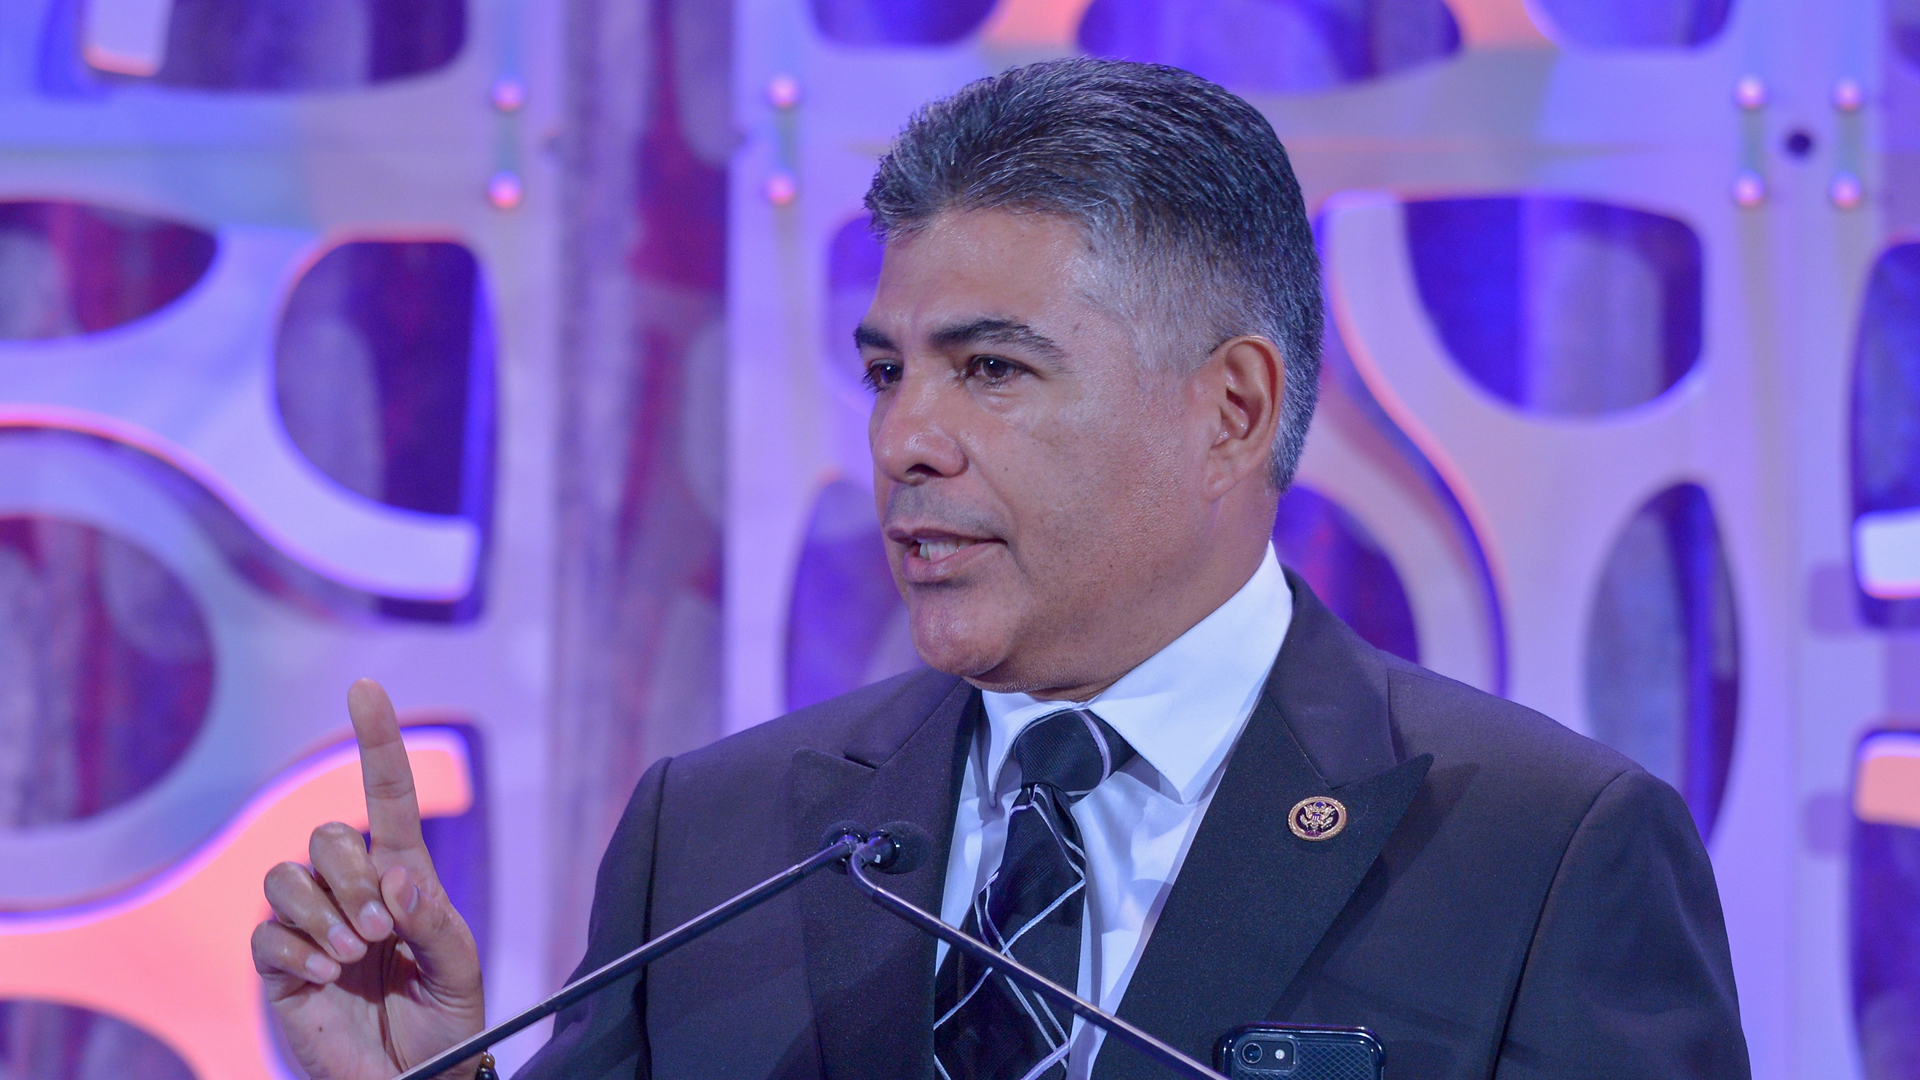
[{"xmin": 937, "ymin": 544, "xmax": 1293, "ymax": 1079}]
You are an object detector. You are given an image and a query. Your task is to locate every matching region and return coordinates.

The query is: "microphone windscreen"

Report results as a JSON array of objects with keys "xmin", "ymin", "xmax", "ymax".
[
  {"xmin": 872, "ymin": 821, "xmax": 934, "ymax": 875},
  {"xmin": 821, "ymin": 821, "xmax": 866, "ymax": 873}
]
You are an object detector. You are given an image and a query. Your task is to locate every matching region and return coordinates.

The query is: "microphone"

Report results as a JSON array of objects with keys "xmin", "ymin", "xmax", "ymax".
[
  {"xmin": 823, "ymin": 819, "xmax": 933, "ymax": 874},
  {"xmin": 394, "ymin": 825, "xmax": 916, "ymax": 1080},
  {"xmin": 841, "ymin": 828, "xmax": 1226, "ymax": 1080}
]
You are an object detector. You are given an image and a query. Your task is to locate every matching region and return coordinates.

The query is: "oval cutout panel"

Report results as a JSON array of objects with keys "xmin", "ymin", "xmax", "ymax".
[
  {"xmin": 0, "ymin": 999, "xmax": 196, "ymax": 1078},
  {"xmin": 1078, "ymin": 0, "xmax": 1460, "ymax": 95},
  {"xmin": 1532, "ymin": 0, "xmax": 1732, "ymax": 49},
  {"xmin": 274, "ymin": 240, "xmax": 496, "ymax": 621},
  {"xmin": 810, "ymin": 0, "xmax": 998, "ymax": 46},
  {"xmin": 1898, "ymin": 2, "xmax": 1920, "ymax": 71},
  {"xmin": 1851, "ymin": 731, "xmax": 1920, "ymax": 1079},
  {"xmin": 86, "ymin": 0, "xmax": 465, "ymax": 89},
  {"xmin": 0, "ymin": 514, "xmax": 212, "ymax": 828},
  {"xmin": 785, "ymin": 479, "xmax": 918, "ymax": 712},
  {"xmin": 1585, "ymin": 482, "xmax": 1738, "ymax": 838},
  {"xmin": 0, "ymin": 201, "xmax": 215, "ymax": 341},
  {"xmin": 1273, "ymin": 483, "xmax": 1419, "ymax": 664},
  {"xmin": 824, "ymin": 214, "xmax": 884, "ymax": 398},
  {"xmin": 1405, "ymin": 196, "xmax": 1703, "ymax": 418},
  {"xmin": 1851, "ymin": 243, "xmax": 1920, "ymax": 626}
]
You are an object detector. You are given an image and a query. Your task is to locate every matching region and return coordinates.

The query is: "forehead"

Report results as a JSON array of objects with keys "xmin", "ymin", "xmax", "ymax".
[{"xmin": 865, "ymin": 210, "xmax": 1106, "ymax": 334}]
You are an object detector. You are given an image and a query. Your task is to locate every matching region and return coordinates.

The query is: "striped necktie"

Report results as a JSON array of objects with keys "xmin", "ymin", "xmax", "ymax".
[{"xmin": 934, "ymin": 708, "xmax": 1137, "ymax": 1080}]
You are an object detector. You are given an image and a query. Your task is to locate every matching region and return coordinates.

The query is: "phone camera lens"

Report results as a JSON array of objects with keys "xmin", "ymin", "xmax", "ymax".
[{"xmin": 1239, "ymin": 1042, "xmax": 1264, "ymax": 1066}]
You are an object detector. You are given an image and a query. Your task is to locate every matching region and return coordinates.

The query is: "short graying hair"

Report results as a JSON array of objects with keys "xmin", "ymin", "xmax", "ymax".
[{"xmin": 864, "ymin": 57, "xmax": 1322, "ymax": 490}]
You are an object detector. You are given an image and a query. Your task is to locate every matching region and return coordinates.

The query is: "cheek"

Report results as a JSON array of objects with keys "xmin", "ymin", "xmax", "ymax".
[
  {"xmin": 1004, "ymin": 403, "xmax": 1192, "ymax": 559},
  {"xmin": 1055, "ymin": 393, "xmax": 1190, "ymax": 492}
]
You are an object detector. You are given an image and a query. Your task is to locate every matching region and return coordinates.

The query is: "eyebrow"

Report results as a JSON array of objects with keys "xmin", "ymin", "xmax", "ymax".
[
  {"xmin": 854, "ymin": 323, "xmax": 895, "ymax": 351},
  {"xmin": 852, "ymin": 317, "xmax": 1066, "ymax": 358},
  {"xmin": 931, "ymin": 317, "xmax": 1066, "ymax": 359}
]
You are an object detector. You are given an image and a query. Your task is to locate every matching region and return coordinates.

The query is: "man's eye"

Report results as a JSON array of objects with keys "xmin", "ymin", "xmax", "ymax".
[
  {"xmin": 862, "ymin": 362, "xmax": 902, "ymax": 392},
  {"xmin": 968, "ymin": 356, "xmax": 1020, "ymax": 382}
]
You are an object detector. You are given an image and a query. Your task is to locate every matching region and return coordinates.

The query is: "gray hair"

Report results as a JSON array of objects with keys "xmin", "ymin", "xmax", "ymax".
[{"xmin": 863, "ymin": 57, "xmax": 1323, "ymax": 490}]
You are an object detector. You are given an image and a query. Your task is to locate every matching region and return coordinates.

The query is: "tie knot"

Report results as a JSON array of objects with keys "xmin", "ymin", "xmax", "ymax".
[{"xmin": 1008, "ymin": 708, "xmax": 1136, "ymax": 805}]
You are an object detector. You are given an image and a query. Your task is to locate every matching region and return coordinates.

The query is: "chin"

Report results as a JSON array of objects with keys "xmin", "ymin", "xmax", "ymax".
[
  {"xmin": 904, "ymin": 601, "xmax": 1015, "ymax": 682},
  {"xmin": 911, "ymin": 631, "xmax": 1007, "ymax": 682}
]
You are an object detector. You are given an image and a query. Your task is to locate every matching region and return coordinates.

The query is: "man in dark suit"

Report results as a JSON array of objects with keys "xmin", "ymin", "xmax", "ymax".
[{"xmin": 252, "ymin": 59, "xmax": 1750, "ymax": 1080}]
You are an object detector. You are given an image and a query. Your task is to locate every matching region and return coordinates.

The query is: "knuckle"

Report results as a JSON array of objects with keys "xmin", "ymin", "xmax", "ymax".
[
  {"xmin": 312, "ymin": 820, "xmax": 363, "ymax": 848},
  {"xmin": 362, "ymin": 775, "xmax": 415, "ymax": 800},
  {"xmin": 263, "ymin": 861, "xmax": 310, "ymax": 895},
  {"xmin": 311, "ymin": 828, "xmax": 374, "ymax": 879},
  {"xmin": 251, "ymin": 922, "xmax": 305, "ymax": 971}
]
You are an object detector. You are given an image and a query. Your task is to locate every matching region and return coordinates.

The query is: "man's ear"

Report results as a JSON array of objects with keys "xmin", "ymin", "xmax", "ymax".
[{"xmin": 1197, "ymin": 334, "xmax": 1284, "ymax": 498}]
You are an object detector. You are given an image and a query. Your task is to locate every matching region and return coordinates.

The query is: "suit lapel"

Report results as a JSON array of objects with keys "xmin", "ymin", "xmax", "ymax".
[
  {"xmin": 1094, "ymin": 572, "xmax": 1432, "ymax": 1079},
  {"xmin": 790, "ymin": 676, "xmax": 978, "ymax": 1080}
]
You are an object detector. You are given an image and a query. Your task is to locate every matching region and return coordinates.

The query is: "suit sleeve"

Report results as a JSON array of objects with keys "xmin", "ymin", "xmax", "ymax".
[
  {"xmin": 1495, "ymin": 768, "xmax": 1750, "ymax": 1080},
  {"xmin": 513, "ymin": 756, "xmax": 671, "ymax": 1080}
]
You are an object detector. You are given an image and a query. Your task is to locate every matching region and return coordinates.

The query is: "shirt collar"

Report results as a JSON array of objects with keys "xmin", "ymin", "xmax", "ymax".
[{"xmin": 979, "ymin": 545, "xmax": 1293, "ymax": 805}]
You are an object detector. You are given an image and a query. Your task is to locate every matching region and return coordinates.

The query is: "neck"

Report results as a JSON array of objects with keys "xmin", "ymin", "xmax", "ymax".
[{"xmin": 994, "ymin": 533, "xmax": 1271, "ymax": 702}]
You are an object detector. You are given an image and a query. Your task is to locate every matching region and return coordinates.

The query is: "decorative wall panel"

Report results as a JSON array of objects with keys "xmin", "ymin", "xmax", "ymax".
[
  {"xmin": 1078, "ymin": 0, "xmax": 1460, "ymax": 94},
  {"xmin": 0, "ymin": 0, "xmax": 562, "ymax": 1074},
  {"xmin": 1304, "ymin": 309, "xmax": 1505, "ymax": 691}
]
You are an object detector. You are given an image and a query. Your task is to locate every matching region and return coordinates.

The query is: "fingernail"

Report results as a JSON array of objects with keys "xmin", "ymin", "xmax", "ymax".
[
  {"xmin": 306, "ymin": 953, "xmax": 340, "ymax": 981},
  {"xmin": 328, "ymin": 924, "xmax": 362, "ymax": 957},
  {"xmin": 402, "ymin": 880, "xmax": 421, "ymax": 914},
  {"xmin": 361, "ymin": 901, "xmax": 393, "ymax": 936}
]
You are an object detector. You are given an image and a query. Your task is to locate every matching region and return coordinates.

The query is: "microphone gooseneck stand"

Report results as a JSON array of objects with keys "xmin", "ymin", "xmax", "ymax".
[
  {"xmin": 393, "ymin": 826, "xmax": 1226, "ymax": 1080},
  {"xmin": 393, "ymin": 832, "xmax": 864, "ymax": 1080}
]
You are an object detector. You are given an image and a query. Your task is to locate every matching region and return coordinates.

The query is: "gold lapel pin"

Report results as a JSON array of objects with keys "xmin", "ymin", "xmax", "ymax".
[{"xmin": 1289, "ymin": 795, "xmax": 1347, "ymax": 841}]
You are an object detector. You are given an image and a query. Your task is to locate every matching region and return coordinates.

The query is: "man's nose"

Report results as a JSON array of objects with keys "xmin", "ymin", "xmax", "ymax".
[{"xmin": 871, "ymin": 373, "xmax": 966, "ymax": 483}]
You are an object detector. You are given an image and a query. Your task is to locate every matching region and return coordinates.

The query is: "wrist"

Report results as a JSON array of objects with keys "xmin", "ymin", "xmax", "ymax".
[{"xmin": 437, "ymin": 1050, "xmax": 494, "ymax": 1080}]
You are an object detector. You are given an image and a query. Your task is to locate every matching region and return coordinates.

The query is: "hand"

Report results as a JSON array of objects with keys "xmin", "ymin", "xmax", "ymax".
[{"xmin": 252, "ymin": 679, "xmax": 486, "ymax": 1080}]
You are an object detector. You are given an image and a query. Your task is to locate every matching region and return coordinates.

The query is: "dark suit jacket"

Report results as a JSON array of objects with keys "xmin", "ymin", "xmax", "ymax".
[{"xmin": 518, "ymin": 572, "xmax": 1749, "ymax": 1079}]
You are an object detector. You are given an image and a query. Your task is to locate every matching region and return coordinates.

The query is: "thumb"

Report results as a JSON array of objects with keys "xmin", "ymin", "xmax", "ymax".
[{"xmin": 382, "ymin": 864, "xmax": 482, "ymax": 999}]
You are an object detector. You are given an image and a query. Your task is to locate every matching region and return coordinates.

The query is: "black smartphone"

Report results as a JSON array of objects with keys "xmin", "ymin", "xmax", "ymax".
[{"xmin": 1215, "ymin": 1023, "xmax": 1384, "ymax": 1080}]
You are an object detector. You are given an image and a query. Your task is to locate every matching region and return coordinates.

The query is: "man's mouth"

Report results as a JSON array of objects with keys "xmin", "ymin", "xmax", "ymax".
[
  {"xmin": 890, "ymin": 529, "xmax": 999, "ymax": 581},
  {"xmin": 914, "ymin": 538, "xmax": 979, "ymax": 562}
]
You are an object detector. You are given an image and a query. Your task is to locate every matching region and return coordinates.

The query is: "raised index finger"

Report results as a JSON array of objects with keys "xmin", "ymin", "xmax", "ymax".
[{"xmin": 347, "ymin": 678, "xmax": 426, "ymax": 860}]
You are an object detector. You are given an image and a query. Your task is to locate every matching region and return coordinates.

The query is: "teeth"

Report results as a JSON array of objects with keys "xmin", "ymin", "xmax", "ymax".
[{"xmin": 918, "ymin": 540, "xmax": 968, "ymax": 561}]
